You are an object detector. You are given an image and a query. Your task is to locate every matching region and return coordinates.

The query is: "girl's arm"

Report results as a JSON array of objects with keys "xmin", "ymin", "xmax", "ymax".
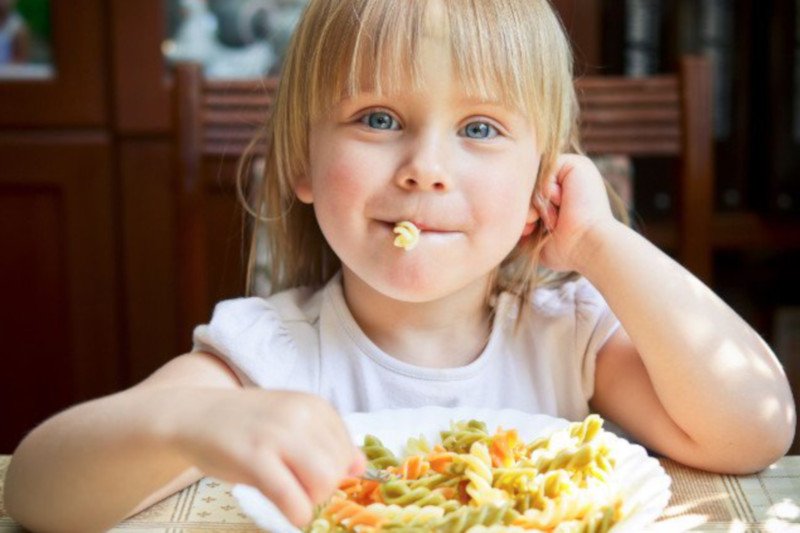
[
  {"xmin": 539, "ymin": 154, "xmax": 796, "ymax": 474},
  {"xmin": 4, "ymin": 351, "xmax": 364, "ymax": 532},
  {"xmin": 584, "ymin": 220, "xmax": 794, "ymax": 473},
  {"xmin": 3, "ymin": 352, "xmax": 238, "ymax": 532}
]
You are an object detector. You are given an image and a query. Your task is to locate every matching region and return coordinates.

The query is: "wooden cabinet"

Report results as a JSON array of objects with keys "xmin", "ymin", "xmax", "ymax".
[{"xmin": 0, "ymin": 0, "xmax": 116, "ymax": 453}]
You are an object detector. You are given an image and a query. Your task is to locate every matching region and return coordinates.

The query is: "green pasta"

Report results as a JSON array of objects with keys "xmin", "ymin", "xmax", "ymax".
[
  {"xmin": 380, "ymin": 480, "xmax": 459, "ymax": 510},
  {"xmin": 430, "ymin": 503, "xmax": 520, "ymax": 531},
  {"xmin": 363, "ymin": 434, "xmax": 400, "ymax": 469},
  {"xmin": 440, "ymin": 420, "xmax": 490, "ymax": 454}
]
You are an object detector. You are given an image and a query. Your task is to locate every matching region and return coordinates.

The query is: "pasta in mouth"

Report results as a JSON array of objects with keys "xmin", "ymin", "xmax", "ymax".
[
  {"xmin": 393, "ymin": 221, "xmax": 421, "ymax": 251},
  {"xmin": 306, "ymin": 415, "xmax": 623, "ymax": 532}
]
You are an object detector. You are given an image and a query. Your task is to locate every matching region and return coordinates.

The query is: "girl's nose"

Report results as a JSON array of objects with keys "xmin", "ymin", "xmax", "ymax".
[{"xmin": 394, "ymin": 136, "xmax": 451, "ymax": 192}]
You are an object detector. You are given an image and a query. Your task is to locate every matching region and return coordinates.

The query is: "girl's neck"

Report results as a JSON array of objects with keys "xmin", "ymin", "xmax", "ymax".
[{"xmin": 340, "ymin": 268, "xmax": 495, "ymax": 369}]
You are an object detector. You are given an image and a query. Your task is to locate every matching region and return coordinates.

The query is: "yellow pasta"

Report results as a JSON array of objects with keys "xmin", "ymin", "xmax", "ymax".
[
  {"xmin": 461, "ymin": 442, "xmax": 509, "ymax": 506},
  {"xmin": 393, "ymin": 220, "xmax": 421, "ymax": 250},
  {"xmin": 304, "ymin": 414, "xmax": 624, "ymax": 533}
]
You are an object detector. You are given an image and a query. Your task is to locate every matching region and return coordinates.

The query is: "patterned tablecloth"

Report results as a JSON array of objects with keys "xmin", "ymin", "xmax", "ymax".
[{"xmin": 0, "ymin": 455, "xmax": 798, "ymax": 532}]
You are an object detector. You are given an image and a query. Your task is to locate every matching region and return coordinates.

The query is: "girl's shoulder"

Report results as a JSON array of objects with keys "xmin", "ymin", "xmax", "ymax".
[
  {"xmin": 525, "ymin": 275, "xmax": 607, "ymax": 317},
  {"xmin": 209, "ymin": 284, "xmax": 325, "ymax": 328},
  {"xmin": 192, "ymin": 284, "xmax": 329, "ymax": 389}
]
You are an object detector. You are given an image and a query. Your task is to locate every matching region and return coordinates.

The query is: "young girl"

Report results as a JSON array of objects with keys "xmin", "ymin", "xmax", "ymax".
[{"xmin": 5, "ymin": 0, "xmax": 795, "ymax": 531}]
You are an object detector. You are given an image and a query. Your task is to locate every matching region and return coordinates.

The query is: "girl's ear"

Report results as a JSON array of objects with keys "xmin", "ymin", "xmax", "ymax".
[
  {"xmin": 293, "ymin": 176, "xmax": 314, "ymax": 204},
  {"xmin": 521, "ymin": 205, "xmax": 541, "ymax": 237}
]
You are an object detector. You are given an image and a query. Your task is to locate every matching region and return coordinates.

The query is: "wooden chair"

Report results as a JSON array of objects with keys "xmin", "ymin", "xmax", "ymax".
[
  {"xmin": 173, "ymin": 63, "xmax": 276, "ymax": 349},
  {"xmin": 575, "ymin": 55, "xmax": 715, "ymax": 281},
  {"xmin": 172, "ymin": 55, "xmax": 714, "ymax": 348}
]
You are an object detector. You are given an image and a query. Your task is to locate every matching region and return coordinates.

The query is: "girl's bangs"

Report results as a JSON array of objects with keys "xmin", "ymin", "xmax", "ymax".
[{"xmin": 307, "ymin": 0, "xmax": 536, "ymax": 121}]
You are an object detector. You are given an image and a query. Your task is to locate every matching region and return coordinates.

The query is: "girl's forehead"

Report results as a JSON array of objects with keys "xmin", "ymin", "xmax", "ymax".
[
  {"xmin": 329, "ymin": 6, "xmax": 520, "ymax": 102},
  {"xmin": 302, "ymin": 0, "xmax": 570, "ymax": 133}
]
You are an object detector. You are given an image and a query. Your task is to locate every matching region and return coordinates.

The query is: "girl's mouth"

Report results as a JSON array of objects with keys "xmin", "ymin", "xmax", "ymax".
[{"xmin": 378, "ymin": 220, "xmax": 452, "ymax": 233}]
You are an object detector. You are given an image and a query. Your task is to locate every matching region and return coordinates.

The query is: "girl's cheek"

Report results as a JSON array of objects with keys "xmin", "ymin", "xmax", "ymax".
[{"xmin": 317, "ymin": 159, "xmax": 367, "ymax": 198}]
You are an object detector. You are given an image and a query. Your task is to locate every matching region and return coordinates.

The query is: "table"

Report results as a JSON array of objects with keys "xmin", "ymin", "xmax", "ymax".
[{"xmin": 1, "ymin": 455, "xmax": 798, "ymax": 532}]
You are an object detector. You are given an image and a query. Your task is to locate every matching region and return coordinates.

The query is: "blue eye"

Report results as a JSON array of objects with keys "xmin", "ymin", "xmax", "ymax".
[
  {"xmin": 462, "ymin": 121, "xmax": 498, "ymax": 139},
  {"xmin": 360, "ymin": 111, "xmax": 399, "ymax": 130}
]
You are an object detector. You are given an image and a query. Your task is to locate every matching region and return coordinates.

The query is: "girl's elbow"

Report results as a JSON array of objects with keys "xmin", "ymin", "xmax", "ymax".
[
  {"xmin": 720, "ymin": 422, "xmax": 795, "ymax": 475},
  {"xmin": 733, "ymin": 397, "xmax": 797, "ymax": 474},
  {"xmin": 4, "ymin": 465, "xmax": 107, "ymax": 533}
]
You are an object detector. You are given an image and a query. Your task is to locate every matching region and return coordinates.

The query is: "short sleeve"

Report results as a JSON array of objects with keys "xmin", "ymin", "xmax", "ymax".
[
  {"xmin": 192, "ymin": 297, "xmax": 317, "ymax": 392},
  {"xmin": 573, "ymin": 279, "xmax": 621, "ymax": 401}
]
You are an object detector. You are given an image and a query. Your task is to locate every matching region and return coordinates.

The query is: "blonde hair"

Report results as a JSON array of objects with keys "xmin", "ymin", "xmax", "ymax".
[{"xmin": 239, "ymin": 0, "xmax": 629, "ymax": 310}]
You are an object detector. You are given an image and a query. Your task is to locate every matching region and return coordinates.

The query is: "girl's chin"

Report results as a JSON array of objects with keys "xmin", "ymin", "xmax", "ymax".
[{"xmin": 348, "ymin": 264, "xmax": 490, "ymax": 304}]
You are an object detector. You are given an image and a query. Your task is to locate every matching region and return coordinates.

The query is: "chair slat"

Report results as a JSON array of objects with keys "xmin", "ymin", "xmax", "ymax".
[
  {"xmin": 578, "ymin": 91, "xmax": 679, "ymax": 106},
  {"xmin": 203, "ymin": 78, "xmax": 279, "ymax": 92},
  {"xmin": 204, "ymin": 128, "xmax": 262, "ymax": 142},
  {"xmin": 581, "ymin": 108, "xmax": 680, "ymax": 124},
  {"xmin": 575, "ymin": 76, "xmax": 678, "ymax": 91},
  {"xmin": 204, "ymin": 93, "xmax": 274, "ymax": 108},
  {"xmin": 580, "ymin": 125, "xmax": 680, "ymax": 140},
  {"xmin": 203, "ymin": 111, "xmax": 268, "ymax": 127},
  {"xmin": 582, "ymin": 139, "xmax": 681, "ymax": 156},
  {"xmin": 204, "ymin": 141, "xmax": 263, "ymax": 157}
]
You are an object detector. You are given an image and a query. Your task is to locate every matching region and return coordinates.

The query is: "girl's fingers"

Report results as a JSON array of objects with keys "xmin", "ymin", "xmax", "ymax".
[
  {"xmin": 548, "ymin": 182, "xmax": 562, "ymax": 206},
  {"xmin": 283, "ymin": 444, "xmax": 347, "ymax": 505},
  {"xmin": 348, "ymin": 445, "xmax": 367, "ymax": 476},
  {"xmin": 250, "ymin": 454, "xmax": 315, "ymax": 527},
  {"xmin": 320, "ymin": 405, "xmax": 366, "ymax": 477},
  {"xmin": 544, "ymin": 201, "xmax": 559, "ymax": 232}
]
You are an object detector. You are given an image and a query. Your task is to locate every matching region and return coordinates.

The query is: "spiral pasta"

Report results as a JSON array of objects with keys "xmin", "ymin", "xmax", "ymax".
[
  {"xmin": 393, "ymin": 221, "xmax": 421, "ymax": 251},
  {"xmin": 460, "ymin": 442, "xmax": 509, "ymax": 506},
  {"xmin": 304, "ymin": 414, "xmax": 624, "ymax": 532},
  {"xmin": 363, "ymin": 435, "xmax": 400, "ymax": 469}
]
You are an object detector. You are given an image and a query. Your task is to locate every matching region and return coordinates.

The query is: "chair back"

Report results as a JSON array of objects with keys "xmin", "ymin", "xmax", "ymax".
[
  {"xmin": 576, "ymin": 55, "xmax": 714, "ymax": 280},
  {"xmin": 173, "ymin": 55, "xmax": 714, "ymax": 348},
  {"xmin": 174, "ymin": 63, "xmax": 275, "ymax": 348}
]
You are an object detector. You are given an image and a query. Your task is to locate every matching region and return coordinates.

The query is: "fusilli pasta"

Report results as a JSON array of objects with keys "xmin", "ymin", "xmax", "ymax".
[{"xmin": 304, "ymin": 415, "xmax": 623, "ymax": 532}]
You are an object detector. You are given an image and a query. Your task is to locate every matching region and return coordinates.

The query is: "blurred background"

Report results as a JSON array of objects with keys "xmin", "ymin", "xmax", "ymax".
[{"xmin": 0, "ymin": 0, "xmax": 798, "ymax": 454}]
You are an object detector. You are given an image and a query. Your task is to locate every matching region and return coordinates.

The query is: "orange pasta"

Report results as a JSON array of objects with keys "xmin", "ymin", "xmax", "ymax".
[
  {"xmin": 490, "ymin": 428, "xmax": 520, "ymax": 468},
  {"xmin": 427, "ymin": 451, "xmax": 456, "ymax": 473},
  {"xmin": 337, "ymin": 477, "xmax": 384, "ymax": 506},
  {"xmin": 326, "ymin": 499, "xmax": 385, "ymax": 529},
  {"xmin": 398, "ymin": 455, "xmax": 430, "ymax": 480}
]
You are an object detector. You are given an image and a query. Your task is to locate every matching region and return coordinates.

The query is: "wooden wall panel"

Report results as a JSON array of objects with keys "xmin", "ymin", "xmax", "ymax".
[
  {"xmin": 120, "ymin": 140, "xmax": 179, "ymax": 383},
  {"xmin": 0, "ymin": 187, "xmax": 71, "ymax": 453},
  {"xmin": 110, "ymin": 0, "xmax": 171, "ymax": 133},
  {"xmin": 0, "ymin": 135, "xmax": 119, "ymax": 453}
]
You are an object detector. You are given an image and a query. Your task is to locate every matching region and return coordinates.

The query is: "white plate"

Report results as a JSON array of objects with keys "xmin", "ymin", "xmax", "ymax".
[{"xmin": 233, "ymin": 406, "xmax": 672, "ymax": 532}]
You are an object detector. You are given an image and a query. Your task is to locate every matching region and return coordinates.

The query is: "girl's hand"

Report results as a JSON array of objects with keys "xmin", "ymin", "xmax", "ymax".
[
  {"xmin": 167, "ymin": 389, "xmax": 365, "ymax": 527},
  {"xmin": 535, "ymin": 154, "xmax": 617, "ymax": 273}
]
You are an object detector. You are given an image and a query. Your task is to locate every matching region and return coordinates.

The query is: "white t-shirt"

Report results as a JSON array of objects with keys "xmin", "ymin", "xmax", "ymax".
[{"xmin": 192, "ymin": 272, "xmax": 620, "ymax": 422}]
